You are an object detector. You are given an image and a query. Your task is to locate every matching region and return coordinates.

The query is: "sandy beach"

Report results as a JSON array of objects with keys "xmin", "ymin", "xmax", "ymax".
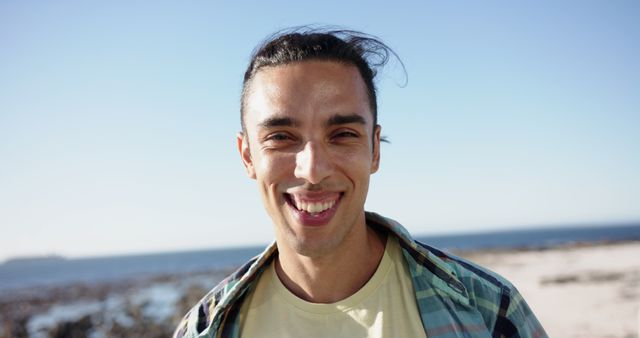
[
  {"xmin": 465, "ymin": 242, "xmax": 640, "ymax": 337},
  {"xmin": 1, "ymin": 242, "xmax": 639, "ymax": 337}
]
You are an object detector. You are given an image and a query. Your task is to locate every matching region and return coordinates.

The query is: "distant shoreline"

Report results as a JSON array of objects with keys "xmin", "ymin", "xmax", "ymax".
[
  {"xmin": 2, "ymin": 223, "xmax": 639, "ymax": 292},
  {"xmin": 2, "ymin": 254, "xmax": 66, "ymax": 265},
  {"xmin": 3, "ymin": 221, "xmax": 639, "ymax": 264},
  {"xmin": 1, "ymin": 239, "xmax": 639, "ymax": 293}
]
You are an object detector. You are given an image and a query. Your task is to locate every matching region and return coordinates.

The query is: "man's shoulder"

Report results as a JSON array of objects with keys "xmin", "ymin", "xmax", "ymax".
[
  {"xmin": 173, "ymin": 244, "xmax": 277, "ymax": 338},
  {"xmin": 409, "ymin": 242, "xmax": 546, "ymax": 337},
  {"xmin": 414, "ymin": 240, "xmax": 514, "ymax": 295},
  {"xmin": 173, "ymin": 261, "xmax": 252, "ymax": 338},
  {"xmin": 368, "ymin": 211, "xmax": 518, "ymax": 296},
  {"xmin": 369, "ymin": 212, "xmax": 546, "ymax": 337}
]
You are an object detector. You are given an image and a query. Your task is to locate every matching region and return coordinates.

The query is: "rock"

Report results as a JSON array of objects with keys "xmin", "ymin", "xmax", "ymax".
[{"xmin": 48, "ymin": 315, "xmax": 93, "ymax": 338}]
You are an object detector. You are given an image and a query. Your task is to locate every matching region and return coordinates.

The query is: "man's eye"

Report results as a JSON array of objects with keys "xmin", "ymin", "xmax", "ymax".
[
  {"xmin": 266, "ymin": 133, "xmax": 292, "ymax": 142},
  {"xmin": 333, "ymin": 131, "xmax": 359, "ymax": 139}
]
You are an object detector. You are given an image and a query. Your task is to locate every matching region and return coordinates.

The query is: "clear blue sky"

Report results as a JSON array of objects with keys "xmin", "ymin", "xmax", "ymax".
[{"xmin": 1, "ymin": 1, "xmax": 638, "ymax": 260}]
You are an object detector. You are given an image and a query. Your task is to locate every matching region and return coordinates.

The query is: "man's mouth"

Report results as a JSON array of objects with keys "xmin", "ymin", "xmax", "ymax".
[
  {"xmin": 286, "ymin": 194, "xmax": 339, "ymax": 213},
  {"xmin": 283, "ymin": 192, "xmax": 342, "ymax": 226}
]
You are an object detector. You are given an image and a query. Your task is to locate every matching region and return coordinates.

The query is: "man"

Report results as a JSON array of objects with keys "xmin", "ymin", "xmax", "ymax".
[{"xmin": 174, "ymin": 28, "xmax": 546, "ymax": 338}]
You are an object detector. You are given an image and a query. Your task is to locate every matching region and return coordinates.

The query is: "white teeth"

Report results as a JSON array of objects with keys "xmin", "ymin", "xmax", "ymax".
[
  {"xmin": 309, "ymin": 204, "xmax": 320, "ymax": 213},
  {"xmin": 290, "ymin": 195, "xmax": 336, "ymax": 214}
]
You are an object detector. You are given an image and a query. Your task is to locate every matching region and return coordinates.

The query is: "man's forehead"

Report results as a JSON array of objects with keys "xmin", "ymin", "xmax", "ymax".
[{"xmin": 245, "ymin": 61, "xmax": 372, "ymax": 130}]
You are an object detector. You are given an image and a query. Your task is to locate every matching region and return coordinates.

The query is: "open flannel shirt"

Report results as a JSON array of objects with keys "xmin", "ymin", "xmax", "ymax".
[{"xmin": 174, "ymin": 212, "xmax": 547, "ymax": 338}]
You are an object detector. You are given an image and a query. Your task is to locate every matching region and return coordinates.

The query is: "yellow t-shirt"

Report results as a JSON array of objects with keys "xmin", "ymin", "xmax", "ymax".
[{"xmin": 239, "ymin": 237, "xmax": 427, "ymax": 338}]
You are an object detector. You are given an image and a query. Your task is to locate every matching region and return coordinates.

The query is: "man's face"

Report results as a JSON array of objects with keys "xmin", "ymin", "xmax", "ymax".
[{"xmin": 238, "ymin": 60, "xmax": 381, "ymax": 257}]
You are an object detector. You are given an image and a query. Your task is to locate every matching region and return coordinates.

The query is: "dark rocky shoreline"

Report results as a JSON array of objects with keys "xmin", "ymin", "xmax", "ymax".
[{"xmin": 0, "ymin": 269, "xmax": 231, "ymax": 338}]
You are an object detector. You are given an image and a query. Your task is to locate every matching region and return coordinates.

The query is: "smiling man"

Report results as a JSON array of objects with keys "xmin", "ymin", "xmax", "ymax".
[{"xmin": 174, "ymin": 28, "xmax": 546, "ymax": 338}]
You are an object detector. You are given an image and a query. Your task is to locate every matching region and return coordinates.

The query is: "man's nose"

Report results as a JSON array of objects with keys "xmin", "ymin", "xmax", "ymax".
[{"xmin": 294, "ymin": 141, "xmax": 333, "ymax": 184}]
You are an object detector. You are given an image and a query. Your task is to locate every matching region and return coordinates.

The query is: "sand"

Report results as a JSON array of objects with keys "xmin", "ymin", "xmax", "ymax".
[{"xmin": 465, "ymin": 242, "xmax": 640, "ymax": 338}]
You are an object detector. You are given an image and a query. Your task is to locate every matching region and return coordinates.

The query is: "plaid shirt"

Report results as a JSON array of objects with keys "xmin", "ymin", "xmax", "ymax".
[{"xmin": 174, "ymin": 212, "xmax": 547, "ymax": 338}]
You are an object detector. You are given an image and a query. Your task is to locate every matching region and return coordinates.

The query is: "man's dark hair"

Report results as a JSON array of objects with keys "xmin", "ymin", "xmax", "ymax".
[{"xmin": 240, "ymin": 27, "xmax": 402, "ymax": 133}]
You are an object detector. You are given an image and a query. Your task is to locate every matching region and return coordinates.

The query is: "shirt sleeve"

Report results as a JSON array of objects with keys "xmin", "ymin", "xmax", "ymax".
[{"xmin": 492, "ymin": 285, "xmax": 548, "ymax": 338}]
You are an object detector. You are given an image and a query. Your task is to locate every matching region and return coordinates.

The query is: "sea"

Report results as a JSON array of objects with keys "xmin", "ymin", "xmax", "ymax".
[{"xmin": 2, "ymin": 222, "xmax": 640, "ymax": 293}]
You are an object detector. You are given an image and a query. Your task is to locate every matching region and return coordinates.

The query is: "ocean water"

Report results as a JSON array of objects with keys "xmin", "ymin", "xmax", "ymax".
[
  {"xmin": 1, "ymin": 223, "xmax": 639, "ymax": 293},
  {"xmin": 0, "ymin": 246, "xmax": 264, "ymax": 293},
  {"xmin": 415, "ymin": 222, "xmax": 640, "ymax": 250}
]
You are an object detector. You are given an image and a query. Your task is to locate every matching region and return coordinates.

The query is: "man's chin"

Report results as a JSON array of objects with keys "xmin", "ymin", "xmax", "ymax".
[{"xmin": 278, "ymin": 219, "xmax": 350, "ymax": 258}]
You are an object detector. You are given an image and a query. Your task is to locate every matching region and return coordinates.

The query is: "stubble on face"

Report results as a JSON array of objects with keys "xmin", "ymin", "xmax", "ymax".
[{"xmin": 279, "ymin": 188, "xmax": 367, "ymax": 258}]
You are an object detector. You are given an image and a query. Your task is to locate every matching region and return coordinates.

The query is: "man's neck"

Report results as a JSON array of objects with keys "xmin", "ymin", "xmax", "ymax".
[{"xmin": 274, "ymin": 223, "xmax": 387, "ymax": 304}]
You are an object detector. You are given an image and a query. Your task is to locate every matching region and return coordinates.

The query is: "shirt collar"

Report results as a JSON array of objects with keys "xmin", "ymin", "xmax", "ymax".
[
  {"xmin": 197, "ymin": 211, "xmax": 471, "ymax": 336},
  {"xmin": 365, "ymin": 211, "xmax": 470, "ymax": 304}
]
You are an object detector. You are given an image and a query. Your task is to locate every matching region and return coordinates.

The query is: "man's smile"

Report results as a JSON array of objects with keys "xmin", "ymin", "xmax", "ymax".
[{"xmin": 283, "ymin": 192, "xmax": 343, "ymax": 226}]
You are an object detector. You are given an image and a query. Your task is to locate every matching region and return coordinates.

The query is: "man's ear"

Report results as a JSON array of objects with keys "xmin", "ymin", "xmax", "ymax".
[
  {"xmin": 371, "ymin": 124, "xmax": 381, "ymax": 174},
  {"xmin": 237, "ymin": 132, "xmax": 256, "ymax": 179}
]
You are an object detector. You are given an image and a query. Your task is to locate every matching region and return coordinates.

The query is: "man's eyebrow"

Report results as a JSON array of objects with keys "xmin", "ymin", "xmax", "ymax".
[
  {"xmin": 258, "ymin": 117, "xmax": 298, "ymax": 129},
  {"xmin": 326, "ymin": 114, "xmax": 367, "ymax": 127}
]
